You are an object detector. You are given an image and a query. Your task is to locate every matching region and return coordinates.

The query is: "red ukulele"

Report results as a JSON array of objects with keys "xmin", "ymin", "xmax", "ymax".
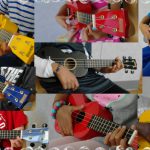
[
  {"xmin": 55, "ymin": 94, "xmax": 138, "ymax": 149},
  {"xmin": 67, "ymin": 1, "xmax": 129, "ymax": 39}
]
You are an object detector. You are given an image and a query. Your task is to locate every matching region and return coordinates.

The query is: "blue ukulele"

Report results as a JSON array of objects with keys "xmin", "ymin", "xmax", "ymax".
[
  {"xmin": 0, "ymin": 127, "xmax": 49, "ymax": 144},
  {"xmin": 0, "ymin": 81, "xmax": 31, "ymax": 109}
]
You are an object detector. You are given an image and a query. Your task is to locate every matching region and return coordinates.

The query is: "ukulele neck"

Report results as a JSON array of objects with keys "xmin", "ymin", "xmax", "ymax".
[
  {"xmin": 88, "ymin": 115, "xmax": 135, "ymax": 143},
  {"xmin": 0, "ymin": 130, "xmax": 21, "ymax": 139},
  {"xmin": 76, "ymin": 11, "xmax": 92, "ymax": 25},
  {"xmin": 86, "ymin": 59, "xmax": 114, "ymax": 68},
  {"xmin": 0, "ymin": 82, "xmax": 7, "ymax": 93},
  {"xmin": 0, "ymin": 29, "xmax": 13, "ymax": 43}
]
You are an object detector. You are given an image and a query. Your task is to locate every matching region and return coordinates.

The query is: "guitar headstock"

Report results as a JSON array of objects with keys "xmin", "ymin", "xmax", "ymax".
[
  {"xmin": 3, "ymin": 84, "xmax": 31, "ymax": 109},
  {"xmin": 122, "ymin": 56, "xmax": 137, "ymax": 74},
  {"xmin": 22, "ymin": 128, "xmax": 49, "ymax": 144}
]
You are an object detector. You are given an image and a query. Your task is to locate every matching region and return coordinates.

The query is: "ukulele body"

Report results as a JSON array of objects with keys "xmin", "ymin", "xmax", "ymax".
[
  {"xmin": 95, "ymin": 9, "xmax": 129, "ymax": 38},
  {"xmin": 138, "ymin": 110, "xmax": 150, "ymax": 150},
  {"xmin": 55, "ymin": 94, "xmax": 113, "ymax": 140},
  {"xmin": 38, "ymin": 46, "xmax": 88, "ymax": 77},
  {"xmin": 67, "ymin": 0, "xmax": 92, "ymax": 29}
]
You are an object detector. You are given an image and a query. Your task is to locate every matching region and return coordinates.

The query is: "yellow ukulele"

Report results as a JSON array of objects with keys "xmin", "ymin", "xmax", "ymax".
[
  {"xmin": 139, "ymin": 110, "xmax": 150, "ymax": 150},
  {"xmin": 0, "ymin": 15, "xmax": 34, "ymax": 65}
]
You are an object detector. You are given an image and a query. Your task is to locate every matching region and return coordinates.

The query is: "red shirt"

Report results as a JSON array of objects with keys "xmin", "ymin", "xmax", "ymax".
[{"xmin": 0, "ymin": 111, "xmax": 28, "ymax": 150}]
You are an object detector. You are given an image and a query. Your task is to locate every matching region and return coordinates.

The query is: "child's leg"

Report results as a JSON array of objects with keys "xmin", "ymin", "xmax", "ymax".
[
  {"xmin": 48, "ymin": 136, "xmax": 106, "ymax": 150},
  {"xmin": 48, "ymin": 136, "xmax": 80, "ymax": 148}
]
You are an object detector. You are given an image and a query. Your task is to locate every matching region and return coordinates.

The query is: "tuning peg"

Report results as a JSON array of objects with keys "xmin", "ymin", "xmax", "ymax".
[
  {"xmin": 32, "ymin": 123, "xmax": 37, "ymax": 128},
  {"xmin": 123, "ymin": 56, "xmax": 126, "ymax": 60},
  {"xmin": 42, "ymin": 123, "xmax": 48, "ymax": 128},
  {"xmin": 30, "ymin": 143, "xmax": 35, "ymax": 147},
  {"xmin": 41, "ymin": 144, "xmax": 47, "ymax": 149},
  {"xmin": 128, "ymin": 56, "xmax": 132, "ymax": 60},
  {"xmin": 120, "ymin": 37, "xmax": 125, "ymax": 42},
  {"xmin": 131, "ymin": 70, "xmax": 134, "ymax": 74},
  {"xmin": 125, "ymin": 70, "xmax": 128, "ymax": 73}
]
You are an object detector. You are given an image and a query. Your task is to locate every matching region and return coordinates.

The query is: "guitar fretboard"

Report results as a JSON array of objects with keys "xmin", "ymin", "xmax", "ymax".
[
  {"xmin": 88, "ymin": 115, "xmax": 134, "ymax": 141},
  {"xmin": 0, "ymin": 130, "xmax": 21, "ymax": 139},
  {"xmin": 0, "ymin": 29, "xmax": 12, "ymax": 43}
]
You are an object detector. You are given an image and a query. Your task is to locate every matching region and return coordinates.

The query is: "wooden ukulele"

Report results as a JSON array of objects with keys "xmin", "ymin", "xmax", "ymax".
[
  {"xmin": 0, "ymin": 81, "xmax": 31, "ymax": 109},
  {"xmin": 0, "ymin": 15, "xmax": 34, "ymax": 65},
  {"xmin": 67, "ymin": 1, "xmax": 130, "ymax": 39},
  {"xmin": 39, "ymin": 46, "xmax": 137, "ymax": 77},
  {"xmin": 138, "ymin": 110, "xmax": 150, "ymax": 150},
  {"xmin": 55, "ymin": 94, "xmax": 138, "ymax": 149}
]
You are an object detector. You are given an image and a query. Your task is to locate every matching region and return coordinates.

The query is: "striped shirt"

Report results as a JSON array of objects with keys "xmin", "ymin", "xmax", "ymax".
[{"xmin": 0, "ymin": 0, "xmax": 34, "ymax": 35}]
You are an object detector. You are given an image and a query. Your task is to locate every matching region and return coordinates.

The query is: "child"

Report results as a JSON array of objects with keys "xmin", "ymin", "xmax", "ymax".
[
  {"xmin": 36, "ymin": 43, "xmax": 128, "ymax": 93},
  {"xmin": 0, "ymin": 0, "xmax": 34, "ymax": 66},
  {"xmin": 49, "ymin": 94, "xmax": 150, "ymax": 150},
  {"xmin": 140, "ymin": 12, "xmax": 150, "ymax": 45},
  {"xmin": 56, "ymin": 0, "xmax": 135, "ymax": 42},
  {"xmin": 0, "ymin": 111, "xmax": 28, "ymax": 149}
]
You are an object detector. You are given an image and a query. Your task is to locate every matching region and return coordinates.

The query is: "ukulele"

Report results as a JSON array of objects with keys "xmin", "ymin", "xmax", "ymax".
[
  {"xmin": 138, "ymin": 110, "xmax": 150, "ymax": 150},
  {"xmin": 0, "ymin": 127, "xmax": 49, "ymax": 144},
  {"xmin": 0, "ymin": 15, "xmax": 34, "ymax": 65},
  {"xmin": 39, "ymin": 46, "xmax": 137, "ymax": 77},
  {"xmin": 55, "ymin": 94, "xmax": 138, "ymax": 149},
  {"xmin": 67, "ymin": 1, "xmax": 129, "ymax": 39},
  {"xmin": 0, "ymin": 81, "xmax": 31, "ymax": 109}
]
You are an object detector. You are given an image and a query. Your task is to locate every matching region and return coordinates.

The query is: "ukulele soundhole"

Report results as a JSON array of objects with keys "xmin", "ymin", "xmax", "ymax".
[
  {"xmin": 76, "ymin": 112, "xmax": 85, "ymax": 123},
  {"xmin": 64, "ymin": 58, "xmax": 77, "ymax": 70}
]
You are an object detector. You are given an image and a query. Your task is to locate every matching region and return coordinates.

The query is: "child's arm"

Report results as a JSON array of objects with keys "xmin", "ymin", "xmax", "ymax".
[
  {"xmin": 56, "ymin": 4, "xmax": 75, "ymax": 31},
  {"xmin": 10, "ymin": 126, "xmax": 24, "ymax": 148},
  {"xmin": 0, "ymin": 0, "xmax": 8, "ymax": 14},
  {"xmin": 140, "ymin": 15, "xmax": 150, "ymax": 44},
  {"xmin": 53, "ymin": 94, "xmax": 84, "ymax": 136},
  {"xmin": 35, "ymin": 55, "xmax": 79, "ymax": 91}
]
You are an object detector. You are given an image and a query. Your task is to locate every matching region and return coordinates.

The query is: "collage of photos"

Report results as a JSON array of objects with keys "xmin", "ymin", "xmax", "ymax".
[{"xmin": 0, "ymin": 0, "xmax": 150, "ymax": 150}]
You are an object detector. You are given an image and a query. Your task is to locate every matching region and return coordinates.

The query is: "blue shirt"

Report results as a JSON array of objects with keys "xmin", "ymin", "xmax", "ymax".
[
  {"xmin": 0, "ymin": 0, "xmax": 34, "ymax": 35},
  {"xmin": 148, "ymin": 12, "xmax": 150, "ymax": 17}
]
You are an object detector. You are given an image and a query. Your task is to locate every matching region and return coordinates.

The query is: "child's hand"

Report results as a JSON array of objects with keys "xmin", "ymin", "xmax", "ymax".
[
  {"xmin": 0, "ymin": 42, "xmax": 11, "ymax": 56},
  {"xmin": 140, "ymin": 24, "xmax": 150, "ymax": 43},
  {"xmin": 56, "ymin": 105, "xmax": 84, "ymax": 136},
  {"xmin": 56, "ymin": 15, "xmax": 74, "ymax": 31},
  {"xmin": 52, "ymin": 63, "xmax": 79, "ymax": 91},
  {"xmin": 10, "ymin": 136, "xmax": 24, "ymax": 148},
  {"xmin": 10, "ymin": 126, "xmax": 24, "ymax": 148},
  {"xmin": 82, "ymin": 24, "xmax": 107, "ymax": 41}
]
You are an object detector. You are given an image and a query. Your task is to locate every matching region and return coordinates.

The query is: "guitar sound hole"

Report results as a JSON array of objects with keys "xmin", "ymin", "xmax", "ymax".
[
  {"xmin": 64, "ymin": 58, "xmax": 76, "ymax": 70},
  {"xmin": 76, "ymin": 112, "xmax": 85, "ymax": 123}
]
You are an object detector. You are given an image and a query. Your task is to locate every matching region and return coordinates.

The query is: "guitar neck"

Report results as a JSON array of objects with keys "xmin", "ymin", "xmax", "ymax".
[
  {"xmin": 0, "ymin": 82, "xmax": 7, "ymax": 93},
  {"xmin": 0, "ymin": 29, "xmax": 12, "ymax": 43},
  {"xmin": 88, "ymin": 115, "xmax": 134, "ymax": 141},
  {"xmin": 0, "ymin": 130, "xmax": 21, "ymax": 139},
  {"xmin": 86, "ymin": 59, "xmax": 114, "ymax": 68}
]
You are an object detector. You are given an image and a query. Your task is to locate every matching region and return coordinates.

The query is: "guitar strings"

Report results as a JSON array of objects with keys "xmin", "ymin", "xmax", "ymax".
[{"xmin": 69, "ymin": 112, "xmax": 138, "ymax": 147}]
